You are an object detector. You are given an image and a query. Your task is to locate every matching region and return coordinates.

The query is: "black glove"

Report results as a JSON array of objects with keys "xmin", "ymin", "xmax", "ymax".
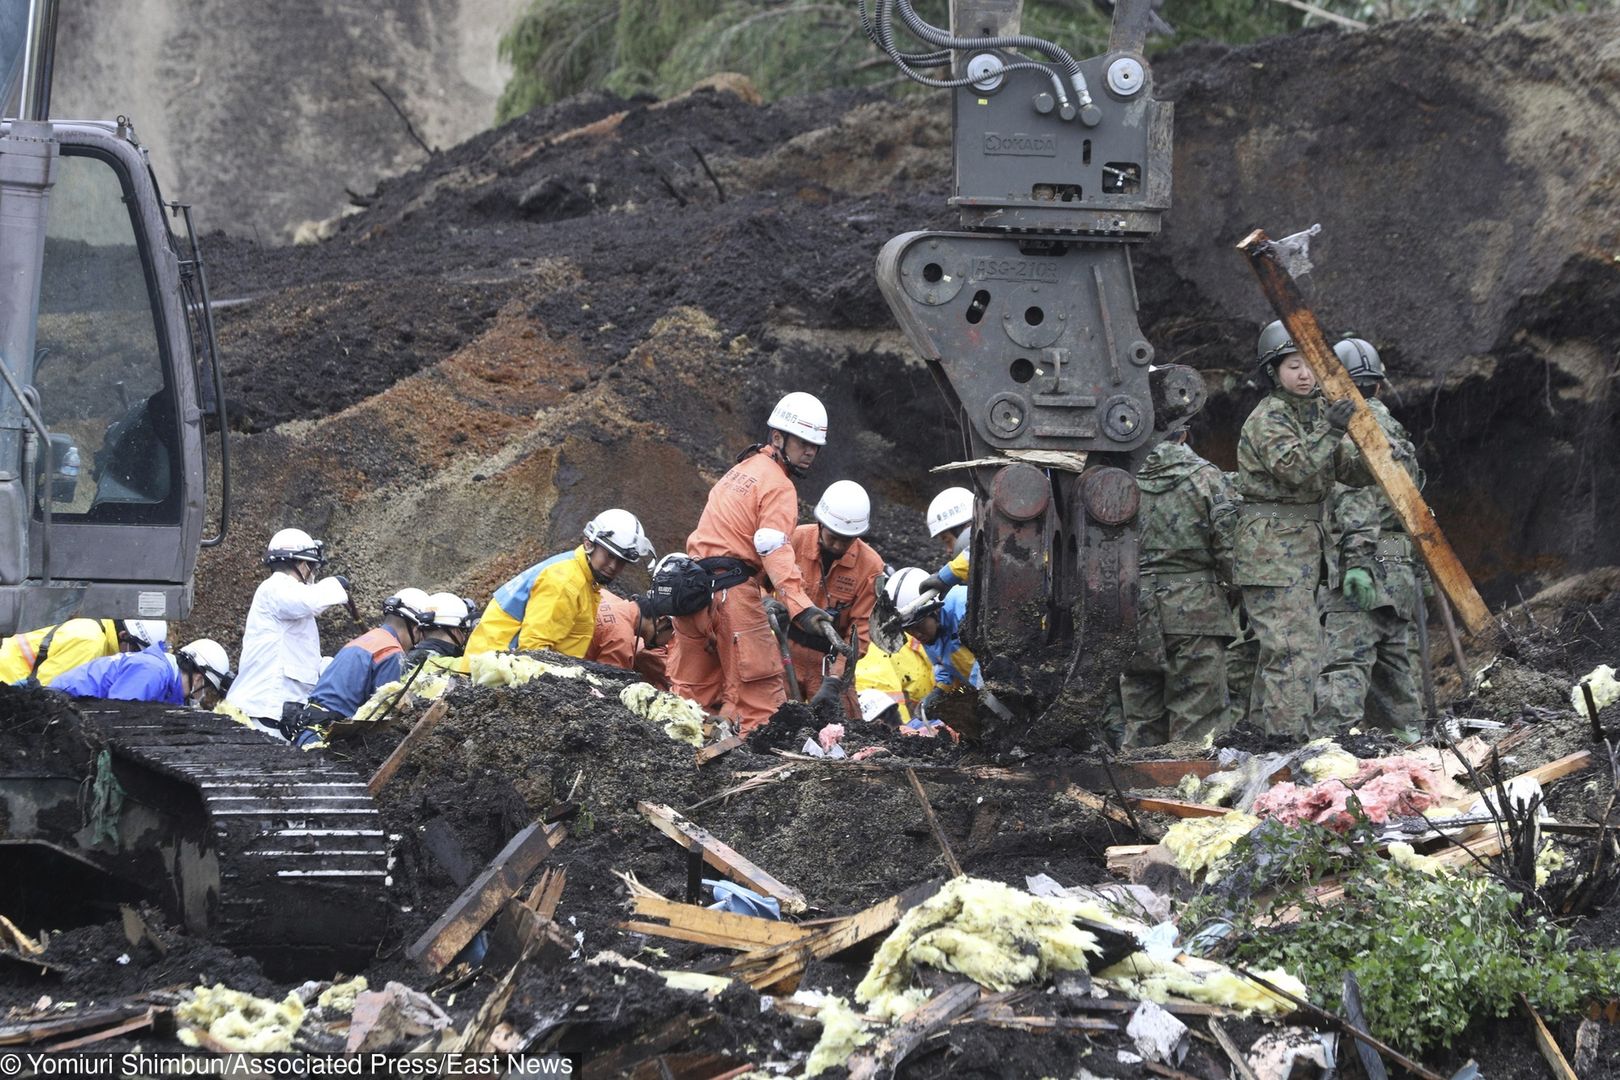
[
  {"xmin": 919, "ymin": 574, "xmax": 949, "ymax": 597},
  {"xmin": 793, "ymin": 605, "xmax": 834, "ymax": 635},
  {"xmin": 1325, "ymin": 398, "xmax": 1355, "ymax": 431},
  {"xmin": 333, "ymin": 574, "xmax": 351, "ymax": 592},
  {"xmin": 810, "ymin": 675, "xmax": 844, "ymax": 713},
  {"xmin": 762, "ymin": 597, "xmax": 790, "ymax": 628}
]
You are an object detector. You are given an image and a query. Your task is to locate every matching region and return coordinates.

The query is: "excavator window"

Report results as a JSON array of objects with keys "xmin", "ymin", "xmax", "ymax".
[{"xmin": 30, "ymin": 145, "xmax": 180, "ymax": 525}]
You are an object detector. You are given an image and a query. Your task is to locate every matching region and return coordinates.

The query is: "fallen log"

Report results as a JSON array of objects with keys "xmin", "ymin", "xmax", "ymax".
[
  {"xmin": 408, "ymin": 820, "xmax": 567, "ymax": 973},
  {"xmin": 639, "ymin": 802, "xmax": 807, "ymax": 914}
]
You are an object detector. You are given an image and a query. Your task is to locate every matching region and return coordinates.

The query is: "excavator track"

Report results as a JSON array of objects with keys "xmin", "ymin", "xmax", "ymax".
[{"xmin": 1, "ymin": 701, "xmax": 391, "ymax": 974}]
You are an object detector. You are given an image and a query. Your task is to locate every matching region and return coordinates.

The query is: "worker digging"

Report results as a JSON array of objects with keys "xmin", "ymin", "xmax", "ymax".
[{"xmin": 1, "ymin": 0, "xmax": 1620, "ymax": 1075}]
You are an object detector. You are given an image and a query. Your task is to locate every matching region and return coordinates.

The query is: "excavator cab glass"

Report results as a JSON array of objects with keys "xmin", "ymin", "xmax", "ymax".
[{"xmin": 33, "ymin": 146, "xmax": 180, "ymax": 523}]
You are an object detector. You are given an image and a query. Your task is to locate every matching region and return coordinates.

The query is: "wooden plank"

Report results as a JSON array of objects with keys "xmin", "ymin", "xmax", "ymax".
[
  {"xmin": 1116, "ymin": 759, "xmax": 1221, "ymax": 785},
  {"xmin": 724, "ymin": 879, "xmax": 943, "ymax": 990},
  {"xmin": 1056, "ymin": 996, "xmax": 1238, "ymax": 1020},
  {"xmin": 848, "ymin": 982, "xmax": 980, "ymax": 1080},
  {"xmin": 0, "ymin": 1004, "xmax": 150, "ymax": 1046},
  {"xmin": 38, "ymin": 1008, "xmax": 157, "ymax": 1052},
  {"xmin": 1209, "ymin": 1019, "xmax": 1261, "ymax": 1080},
  {"xmin": 1523, "ymin": 750, "xmax": 1594, "ymax": 786},
  {"xmin": 638, "ymin": 802, "xmax": 807, "ymax": 914},
  {"xmin": 1065, "ymin": 785, "xmax": 1150, "ymax": 834},
  {"xmin": 905, "ymin": 767, "xmax": 964, "ymax": 877},
  {"xmin": 527, "ymin": 867, "xmax": 568, "ymax": 921},
  {"xmin": 1105, "ymin": 843, "xmax": 1158, "ymax": 875},
  {"xmin": 408, "ymin": 820, "xmax": 566, "ymax": 973},
  {"xmin": 1124, "ymin": 795, "xmax": 1228, "ymax": 819},
  {"xmin": 367, "ymin": 698, "xmax": 449, "ymax": 796},
  {"xmin": 1520, "ymin": 994, "xmax": 1579, "ymax": 1080},
  {"xmin": 695, "ymin": 734, "xmax": 746, "ymax": 765},
  {"xmin": 626, "ymin": 892, "xmax": 809, "ymax": 949},
  {"xmin": 1236, "ymin": 229, "xmax": 1490, "ymax": 635}
]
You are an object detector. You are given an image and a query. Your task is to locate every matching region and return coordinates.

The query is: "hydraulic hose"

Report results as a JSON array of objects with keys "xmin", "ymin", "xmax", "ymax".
[
  {"xmin": 891, "ymin": 0, "xmax": 1094, "ymax": 109},
  {"xmin": 873, "ymin": 0, "xmax": 1071, "ymax": 106},
  {"xmin": 857, "ymin": 0, "xmax": 949, "ymax": 67}
]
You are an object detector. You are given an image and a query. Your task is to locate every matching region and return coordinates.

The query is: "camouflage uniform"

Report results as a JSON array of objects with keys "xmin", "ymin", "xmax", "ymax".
[
  {"xmin": 1221, "ymin": 470, "xmax": 1258, "ymax": 730},
  {"xmin": 1119, "ymin": 440, "xmax": 1239, "ymax": 747},
  {"xmin": 1314, "ymin": 397, "xmax": 1424, "ymax": 732},
  {"xmin": 1234, "ymin": 388, "xmax": 1366, "ymax": 737}
]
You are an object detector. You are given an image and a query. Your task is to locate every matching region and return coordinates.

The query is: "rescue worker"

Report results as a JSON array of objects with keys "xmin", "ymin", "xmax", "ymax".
[
  {"xmin": 287, "ymin": 588, "xmax": 435, "ymax": 739},
  {"xmin": 1234, "ymin": 321, "xmax": 1367, "ymax": 737},
  {"xmin": 784, "ymin": 480, "xmax": 885, "ymax": 715},
  {"xmin": 918, "ymin": 486, "xmax": 974, "ymax": 595},
  {"xmin": 884, "ymin": 567, "xmax": 981, "ymax": 708},
  {"xmin": 588, "ymin": 591, "xmax": 675, "ymax": 688},
  {"xmin": 226, "ymin": 528, "xmax": 351, "ymax": 729},
  {"xmin": 406, "ymin": 593, "xmax": 477, "ymax": 666},
  {"xmin": 0, "ymin": 618, "xmax": 166, "ymax": 686},
  {"xmin": 1115, "ymin": 425, "xmax": 1238, "ymax": 747},
  {"xmin": 465, "ymin": 509, "xmax": 654, "ymax": 658},
  {"xmin": 54, "ymin": 639, "xmax": 233, "ymax": 708},
  {"xmin": 668, "ymin": 392, "xmax": 833, "ymax": 733},
  {"xmin": 854, "ymin": 630, "xmax": 936, "ymax": 724},
  {"xmin": 1314, "ymin": 337, "xmax": 1424, "ymax": 738}
]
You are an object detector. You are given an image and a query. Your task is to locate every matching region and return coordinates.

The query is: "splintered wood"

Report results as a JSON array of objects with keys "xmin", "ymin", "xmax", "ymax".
[
  {"xmin": 409, "ymin": 820, "xmax": 567, "ymax": 973},
  {"xmin": 616, "ymin": 874, "xmax": 809, "ymax": 951},
  {"xmin": 638, "ymin": 801, "xmax": 807, "ymax": 914}
]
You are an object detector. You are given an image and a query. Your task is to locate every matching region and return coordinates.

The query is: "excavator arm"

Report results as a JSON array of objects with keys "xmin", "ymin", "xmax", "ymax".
[{"xmin": 864, "ymin": 0, "xmax": 1204, "ymax": 744}]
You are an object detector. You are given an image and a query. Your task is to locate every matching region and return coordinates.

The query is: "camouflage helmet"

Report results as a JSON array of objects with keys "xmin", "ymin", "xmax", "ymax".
[
  {"xmin": 1256, "ymin": 320, "xmax": 1298, "ymax": 365},
  {"xmin": 1334, "ymin": 337, "xmax": 1385, "ymax": 383}
]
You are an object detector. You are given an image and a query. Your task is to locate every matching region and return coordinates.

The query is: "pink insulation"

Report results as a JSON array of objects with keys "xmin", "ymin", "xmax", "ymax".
[{"xmin": 1253, "ymin": 755, "xmax": 1447, "ymax": 831}]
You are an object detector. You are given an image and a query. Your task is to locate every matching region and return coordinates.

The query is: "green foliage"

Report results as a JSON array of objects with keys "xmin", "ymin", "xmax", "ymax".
[
  {"xmin": 495, "ymin": 0, "xmax": 1613, "ymax": 121},
  {"xmin": 1214, "ymin": 833, "xmax": 1620, "ymax": 1051}
]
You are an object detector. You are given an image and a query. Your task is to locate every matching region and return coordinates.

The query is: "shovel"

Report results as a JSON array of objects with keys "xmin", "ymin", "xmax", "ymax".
[{"xmin": 763, "ymin": 599, "xmax": 802, "ymax": 702}]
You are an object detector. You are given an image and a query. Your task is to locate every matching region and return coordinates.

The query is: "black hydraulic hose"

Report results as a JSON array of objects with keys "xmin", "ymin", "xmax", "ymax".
[
  {"xmin": 873, "ymin": 0, "xmax": 1069, "ymax": 101},
  {"xmin": 891, "ymin": 0, "xmax": 1094, "ymax": 108},
  {"xmin": 857, "ymin": 0, "xmax": 949, "ymax": 67}
]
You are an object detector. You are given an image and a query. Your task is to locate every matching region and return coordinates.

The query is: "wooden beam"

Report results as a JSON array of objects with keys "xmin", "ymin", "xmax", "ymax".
[
  {"xmin": 1522, "ymin": 750, "xmax": 1594, "ymax": 786},
  {"xmin": 1066, "ymin": 785, "xmax": 1152, "ymax": 835},
  {"xmin": 1209, "ymin": 1020, "xmax": 1261, "ymax": 1080},
  {"xmin": 408, "ymin": 820, "xmax": 566, "ymax": 973},
  {"xmin": 39, "ymin": 1008, "xmax": 158, "ymax": 1052},
  {"xmin": 695, "ymin": 734, "xmax": 746, "ymax": 765},
  {"xmin": 620, "ymin": 893, "xmax": 809, "ymax": 951},
  {"xmin": 0, "ymin": 1004, "xmax": 151, "ymax": 1045},
  {"xmin": 638, "ymin": 802, "xmax": 807, "ymax": 914},
  {"xmin": 905, "ymin": 767, "xmax": 964, "ymax": 877},
  {"xmin": 848, "ymin": 983, "xmax": 981, "ymax": 1080},
  {"xmin": 1123, "ymin": 795, "xmax": 1228, "ymax": 819},
  {"xmin": 367, "ymin": 698, "xmax": 450, "ymax": 796},
  {"xmin": 1235, "ymin": 229, "xmax": 1490, "ymax": 635},
  {"xmin": 725, "ymin": 879, "xmax": 943, "ymax": 990},
  {"xmin": 1519, "ymin": 994, "xmax": 1579, "ymax": 1080}
]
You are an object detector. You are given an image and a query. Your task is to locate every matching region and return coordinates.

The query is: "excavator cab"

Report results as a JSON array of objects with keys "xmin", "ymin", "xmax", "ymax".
[{"xmin": 0, "ymin": 2, "xmax": 228, "ymax": 634}]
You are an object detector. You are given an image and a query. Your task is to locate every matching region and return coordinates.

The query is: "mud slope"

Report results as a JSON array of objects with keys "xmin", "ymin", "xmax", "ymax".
[
  {"xmin": 186, "ymin": 15, "xmax": 1620, "ymax": 648},
  {"xmin": 49, "ymin": 0, "xmax": 530, "ymax": 239}
]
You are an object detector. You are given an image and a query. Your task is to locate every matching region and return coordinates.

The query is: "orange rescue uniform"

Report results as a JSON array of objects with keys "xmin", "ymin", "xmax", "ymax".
[
  {"xmin": 668, "ymin": 444, "xmax": 813, "ymax": 732},
  {"xmin": 784, "ymin": 523, "xmax": 883, "ymax": 715},
  {"xmin": 587, "ymin": 592, "xmax": 670, "ymax": 689}
]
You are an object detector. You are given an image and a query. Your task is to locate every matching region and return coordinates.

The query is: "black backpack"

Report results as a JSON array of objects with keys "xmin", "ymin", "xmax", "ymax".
[{"xmin": 646, "ymin": 554, "xmax": 717, "ymax": 617}]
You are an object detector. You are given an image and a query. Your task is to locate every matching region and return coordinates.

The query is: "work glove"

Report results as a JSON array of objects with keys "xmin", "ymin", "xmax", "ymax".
[
  {"xmin": 793, "ymin": 605, "xmax": 834, "ymax": 636},
  {"xmin": 762, "ymin": 597, "xmax": 790, "ymax": 629},
  {"xmin": 919, "ymin": 574, "xmax": 950, "ymax": 598},
  {"xmin": 1342, "ymin": 567, "xmax": 1376, "ymax": 611},
  {"xmin": 809, "ymin": 675, "xmax": 845, "ymax": 716},
  {"xmin": 919, "ymin": 687, "xmax": 947, "ymax": 718},
  {"xmin": 332, "ymin": 574, "xmax": 351, "ymax": 594},
  {"xmin": 1324, "ymin": 398, "xmax": 1355, "ymax": 431}
]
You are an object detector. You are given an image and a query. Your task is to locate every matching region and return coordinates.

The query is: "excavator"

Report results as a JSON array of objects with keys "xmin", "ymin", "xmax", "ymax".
[
  {"xmin": 863, "ymin": 0, "xmax": 1204, "ymax": 744},
  {"xmin": 0, "ymin": 0, "xmax": 387, "ymax": 972}
]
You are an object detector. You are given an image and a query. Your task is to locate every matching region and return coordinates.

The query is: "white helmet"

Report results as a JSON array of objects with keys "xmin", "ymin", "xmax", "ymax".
[
  {"xmin": 767, "ymin": 392, "xmax": 828, "ymax": 446},
  {"xmin": 884, "ymin": 566, "xmax": 943, "ymax": 626},
  {"xmin": 424, "ymin": 592, "xmax": 476, "ymax": 630},
  {"xmin": 383, "ymin": 587, "xmax": 435, "ymax": 626},
  {"xmin": 265, "ymin": 527, "xmax": 326, "ymax": 566},
  {"xmin": 176, "ymin": 639, "xmax": 234, "ymax": 693},
  {"xmin": 858, "ymin": 689, "xmax": 899, "ymax": 725},
  {"xmin": 583, "ymin": 508, "xmax": 654, "ymax": 562},
  {"xmin": 926, "ymin": 487, "xmax": 975, "ymax": 538},
  {"xmin": 814, "ymin": 480, "xmax": 870, "ymax": 538},
  {"xmin": 123, "ymin": 619, "xmax": 167, "ymax": 647}
]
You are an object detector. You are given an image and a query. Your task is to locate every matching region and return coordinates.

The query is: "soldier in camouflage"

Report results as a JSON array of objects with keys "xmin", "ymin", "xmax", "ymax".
[
  {"xmin": 1314, "ymin": 338, "xmax": 1425, "ymax": 737},
  {"xmin": 1118, "ymin": 426, "xmax": 1239, "ymax": 747},
  {"xmin": 1234, "ymin": 321, "xmax": 1368, "ymax": 737}
]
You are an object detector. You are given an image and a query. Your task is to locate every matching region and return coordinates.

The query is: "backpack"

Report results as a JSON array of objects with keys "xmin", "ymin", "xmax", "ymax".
[{"xmin": 646, "ymin": 554, "xmax": 717, "ymax": 617}]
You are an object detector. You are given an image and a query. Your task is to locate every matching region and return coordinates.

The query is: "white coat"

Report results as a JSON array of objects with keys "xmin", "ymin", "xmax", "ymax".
[{"xmin": 225, "ymin": 572, "xmax": 349, "ymax": 721}]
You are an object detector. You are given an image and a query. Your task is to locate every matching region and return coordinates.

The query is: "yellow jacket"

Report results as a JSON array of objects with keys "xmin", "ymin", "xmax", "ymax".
[
  {"xmin": 466, "ymin": 547, "xmax": 602, "ymax": 659},
  {"xmin": 0, "ymin": 618, "xmax": 120, "ymax": 685},
  {"xmin": 854, "ymin": 636, "xmax": 936, "ymax": 723}
]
